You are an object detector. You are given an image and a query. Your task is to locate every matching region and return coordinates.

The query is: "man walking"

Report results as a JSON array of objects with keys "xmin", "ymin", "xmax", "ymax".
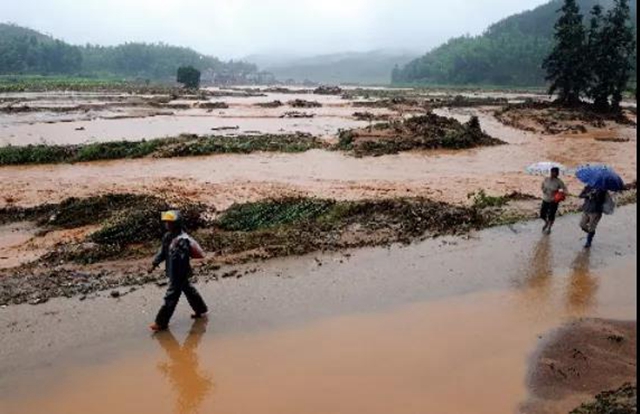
[
  {"xmin": 540, "ymin": 167, "xmax": 567, "ymax": 234},
  {"xmin": 579, "ymin": 186, "xmax": 608, "ymax": 248},
  {"xmin": 149, "ymin": 210, "xmax": 208, "ymax": 332}
]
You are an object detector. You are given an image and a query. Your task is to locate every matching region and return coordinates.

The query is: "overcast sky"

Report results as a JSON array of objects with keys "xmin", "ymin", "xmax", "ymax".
[{"xmin": 2, "ymin": 0, "xmax": 550, "ymax": 59}]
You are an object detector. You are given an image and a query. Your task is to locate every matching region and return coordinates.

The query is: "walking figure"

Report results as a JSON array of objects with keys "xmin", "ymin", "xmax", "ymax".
[
  {"xmin": 579, "ymin": 186, "xmax": 609, "ymax": 248},
  {"xmin": 540, "ymin": 167, "xmax": 567, "ymax": 234},
  {"xmin": 149, "ymin": 210, "xmax": 208, "ymax": 332}
]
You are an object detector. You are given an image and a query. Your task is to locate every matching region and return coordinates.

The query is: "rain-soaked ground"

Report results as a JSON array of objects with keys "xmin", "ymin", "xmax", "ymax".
[{"xmin": 0, "ymin": 205, "xmax": 635, "ymax": 414}]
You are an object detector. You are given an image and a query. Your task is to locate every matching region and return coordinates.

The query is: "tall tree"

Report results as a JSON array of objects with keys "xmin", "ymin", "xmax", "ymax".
[
  {"xmin": 543, "ymin": 0, "xmax": 589, "ymax": 105},
  {"xmin": 604, "ymin": 0, "xmax": 636, "ymax": 111},
  {"xmin": 586, "ymin": 5, "xmax": 610, "ymax": 110},
  {"xmin": 177, "ymin": 66, "xmax": 201, "ymax": 89}
]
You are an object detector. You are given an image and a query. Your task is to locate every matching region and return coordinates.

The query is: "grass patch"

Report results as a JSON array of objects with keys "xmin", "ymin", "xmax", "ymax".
[{"xmin": 0, "ymin": 134, "xmax": 324, "ymax": 166}]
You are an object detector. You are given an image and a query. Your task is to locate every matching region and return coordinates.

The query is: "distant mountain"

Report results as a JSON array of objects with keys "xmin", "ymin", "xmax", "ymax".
[
  {"xmin": 393, "ymin": 0, "xmax": 637, "ymax": 86},
  {"xmin": 0, "ymin": 23, "xmax": 271, "ymax": 84},
  {"xmin": 246, "ymin": 50, "xmax": 419, "ymax": 85}
]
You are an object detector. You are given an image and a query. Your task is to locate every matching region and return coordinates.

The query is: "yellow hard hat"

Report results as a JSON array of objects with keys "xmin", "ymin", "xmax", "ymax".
[{"xmin": 160, "ymin": 210, "xmax": 180, "ymax": 222}]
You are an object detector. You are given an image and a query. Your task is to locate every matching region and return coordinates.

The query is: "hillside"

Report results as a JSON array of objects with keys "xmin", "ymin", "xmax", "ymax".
[
  {"xmin": 392, "ymin": 0, "xmax": 637, "ymax": 86},
  {"xmin": 249, "ymin": 50, "xmax": 419, "ymax": 86},
  {"xmin": 0, "ymin": 23, "xmax": 270, "ymax": 84}
]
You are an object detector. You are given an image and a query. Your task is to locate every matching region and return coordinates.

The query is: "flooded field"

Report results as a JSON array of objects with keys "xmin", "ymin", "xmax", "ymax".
[
  {"xmin": 0, "ymin": 89, "xmax": 636, "ymax": 210},
  {"xmin": 0, "ymin": 86, "xmax": 636, "ymax": 413},
  {"xmin": 0, "ymin": 207, "xmax": 636, "ymax": 414}
]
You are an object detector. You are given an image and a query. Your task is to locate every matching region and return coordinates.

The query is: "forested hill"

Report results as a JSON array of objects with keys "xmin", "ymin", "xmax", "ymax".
[
  {"xmin": 392, "ymin": 0, "xmax": 637, "ymax": 86},
  {"xmin": 0, "ymin": 23, "xmax": 268, "ymax": 83}
]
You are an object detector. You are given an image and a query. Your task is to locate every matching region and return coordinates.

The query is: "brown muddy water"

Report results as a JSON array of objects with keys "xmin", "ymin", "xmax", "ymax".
[
  {"xmin": 0, "ymin": 91, "xmax": 386, "ymax": 145},
  {"xmin": 1, "ymin": 107, "xmax": 635, "ymax": 209},
  {"xmin": 0, "ymin": 206, "xmax": 636, "ymax": 414}
]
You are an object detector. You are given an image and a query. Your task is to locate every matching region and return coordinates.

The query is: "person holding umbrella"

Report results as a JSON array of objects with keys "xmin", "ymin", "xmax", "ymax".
[
  {"xmin": 575, "ymin": 165, "xmax": 624, "ymax": 248},
  {"xmin": 539, "ymin": 166, "xmax": 567, "ymax": 234}
]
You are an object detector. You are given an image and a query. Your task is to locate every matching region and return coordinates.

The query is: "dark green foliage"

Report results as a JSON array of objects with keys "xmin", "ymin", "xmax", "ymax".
[
  {"xmin": 569, "ymin": 383, "xmax": 636, "ymax": 414},
  {"xmin": 73, "ymin": 140, "xmax": 167, "ymax": 162},
  {"xmin": 467, "ymin": 190, "xmax": 509, "ymax": 209},
  {"xmin": 595, "ymin": 0, "xmax": 636, "ymax": 110},
  {"xmin": 0, "ymin": 24, "xmax": 81, "ymax": 75},
  {"xmin": 587, "ymin": 5, "xmax": 611, "ymax": 110},
  {"xmin": 392, "ymin": 0, "xmax": 637, "ymax": 87},
  {"xmin": 544, "ymin": 0, "xmax": 636, "ymax": 109},
  {"xmin": 47, "ymin": 194, "xmax": 159, "ymax": 229},
  {"xmin": 176, "ymin": 66, "xmax": 201, "ymax": 89},
  {"xmin": 0, "ymin": 144, "xmax": 75, "ymax": 165},
  {"xmin": 217, "ymin": 198, "xmax": 336, "ymax": 231},
  {"xmin": 543, "ymin": 0, "xmax": 590, "ymax": 105},
  {"xmin": 0, "ymin": 134, "xmax": 323, "ymax": 166},
  {"xmin": 0, "ymin": 23, "xmax": 263, "ymax": 82},
  {"xmin": 0, "ymin": 140, "xmax": 165, "ymax": 165}
]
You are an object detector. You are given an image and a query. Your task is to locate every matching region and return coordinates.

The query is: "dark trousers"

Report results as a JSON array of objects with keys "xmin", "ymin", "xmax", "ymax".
[
  {"xmin": 540, "ymin": 201, "xmax": 559, "ymax": 222},
  {"xmin": 155, "ymin": 275, "xmax": 207, "ymax": 328}
]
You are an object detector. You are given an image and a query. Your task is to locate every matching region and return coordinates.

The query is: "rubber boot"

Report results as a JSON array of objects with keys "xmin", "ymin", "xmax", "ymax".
[{"xmin": 585, "ymin": 232, "xmax": 595, "ymax": 248}]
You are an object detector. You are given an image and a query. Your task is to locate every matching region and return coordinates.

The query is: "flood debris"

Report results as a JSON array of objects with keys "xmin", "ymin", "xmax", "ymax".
[
  {"xmin": 595, "ymin": 137, "xmax": 631, "ymax": 143},
  {"xmin": 280, "ymin": 111, "xmax": 314, "ymax": 118},
  {"xmin": 210, "ymin": 126, "xmax": 240, "ymax": 131},
  {"xmin": 352, "ymin": 111, "xmax": 393, "ymax": 121},
  {"xmin": 337, "ymin": 113, "xmax": 504, "ymax": 156},
  {"xmin": 196, "ymin": 101, "xmax": 229, "ymax": 109},
  {"xmin": 255, "ymin": 100, "xmax": 284, "ymax": 108},
  {"xmin": 288, "ymin": 99, "xmax": 322, "ymax": 108},
  {"xmin": 352, "ymin": 97, "xmax": 424, "ymax": 110},
  {"xmin": 0, "ymin": 194, "xmax": 489, "ymax": 305},
  {"xmin": 570, "ymin": 383, "xmax": 636, "ymax": 414},
  {"xmin": 313, "ymin": 86, "xmax": 343, "ymax": 95},
  {"xmin": 494, "ymin": 101, "xmax": 636, "ymax": 134}
]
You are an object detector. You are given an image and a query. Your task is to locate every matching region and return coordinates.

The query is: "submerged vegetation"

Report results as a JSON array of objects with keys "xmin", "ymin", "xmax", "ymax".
[
  {"xmin": 0, "ymin": 133, "xmax": 325, "ymax": 166},
  {"xmin": 494, "ymin": 100, "xmax": 636, "ymax": 134},
  {"xmin": 337, "ymin": 113, "xmax": 505, "ymax": 156}
]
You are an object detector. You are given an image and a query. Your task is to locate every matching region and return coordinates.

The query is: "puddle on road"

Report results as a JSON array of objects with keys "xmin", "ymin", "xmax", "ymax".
[{"xmin": 1, "ymin": 257, "xmax": 634, "ymax": 414}]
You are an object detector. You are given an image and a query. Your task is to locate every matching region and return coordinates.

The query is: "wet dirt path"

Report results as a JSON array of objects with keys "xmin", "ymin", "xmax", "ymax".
[
  {"xmin": 0, "ymin": 206, "xmax": 635, "ymax": 414},
  {"xmin": 0, "ymin": 108, "xmax": 636, "ymax": 209}
]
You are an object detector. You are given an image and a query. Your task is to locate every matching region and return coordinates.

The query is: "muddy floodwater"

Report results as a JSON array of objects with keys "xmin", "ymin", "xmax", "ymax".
[
  {"xmin": 0, "ymin": 207, "xmax": 636, "ymax": 414},
  {"xmin": 0, "ymin": 89, "xmax": 636, "ymax": 209},
  {"xmin": 0, "ymin": 90, "xmax": 385, "ymax": 145},
  {"xmin": 1, "ymin": 107, "xmax": 636, "ymax": 209}
]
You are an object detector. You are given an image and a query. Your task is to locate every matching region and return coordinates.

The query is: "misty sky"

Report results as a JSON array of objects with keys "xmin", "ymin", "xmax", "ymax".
[{"xmin": 2, "ymin": 0, "xmax": 551, "ymax": 59}]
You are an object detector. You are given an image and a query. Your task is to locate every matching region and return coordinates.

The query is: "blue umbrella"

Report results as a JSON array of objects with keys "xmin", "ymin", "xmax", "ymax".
[{"xmin": 575, "ymin": 164, "xmax": 625, "ymax": 191}]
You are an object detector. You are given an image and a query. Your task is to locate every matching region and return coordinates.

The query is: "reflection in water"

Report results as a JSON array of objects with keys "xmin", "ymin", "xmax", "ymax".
[
  {"xmin": 517, "ymin": 236, "xmax": 554, "ymax": 308},
  {"xmin": 566, "ymin": 249, "xmax": 598, "ymax": 315},
  {"xmin": 525, "ymin": 236, "xmax": 553, "ymax": 291},
  {"xmin": 153, "ymin": 319, "xmax": 214, "ymax": 414}
]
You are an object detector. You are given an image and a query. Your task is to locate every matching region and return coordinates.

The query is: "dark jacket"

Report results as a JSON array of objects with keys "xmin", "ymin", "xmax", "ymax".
[
  {"xmin": 152, "ymin": 231, "xmax": 192, "ymax": 280},
  {"xmin": 579, "ymin": 186, "xmax": 608, "ymax": 214}
]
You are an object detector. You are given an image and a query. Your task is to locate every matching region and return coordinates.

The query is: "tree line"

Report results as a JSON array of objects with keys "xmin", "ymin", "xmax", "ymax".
[
  {"xmin": 544, "ymin": 0, "xmax": 636, "ymax": 111},
  {"xmin": 391, "ymin": 0, "xmax": 636, "ymax": 87},
  {"xmin": 0, "ymin": 23, "xmax": 262, "ymax": 82}
]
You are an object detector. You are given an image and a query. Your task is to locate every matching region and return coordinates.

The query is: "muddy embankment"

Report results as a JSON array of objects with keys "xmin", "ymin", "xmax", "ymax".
[
  {"xmin": 522, "ymin": 318, "xmax": 636, "ymax": 414},
  {"xmin": 494, "ymin": 100, "xmax": 637, "ymax": 136},
  {"xmin": 0, "ymin": 180, "xmax": 636, "ymax": 307}
]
